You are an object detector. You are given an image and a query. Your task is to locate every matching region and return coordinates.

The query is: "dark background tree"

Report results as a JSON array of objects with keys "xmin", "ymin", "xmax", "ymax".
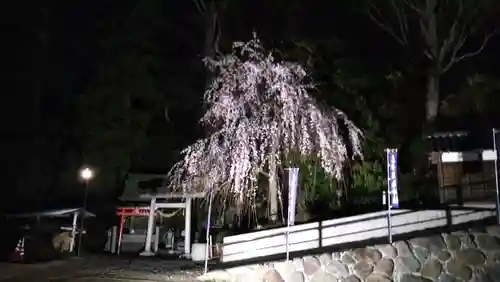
[{"xmin": 368, "ymin": 0, "xmax": 499, "ymax": 124}]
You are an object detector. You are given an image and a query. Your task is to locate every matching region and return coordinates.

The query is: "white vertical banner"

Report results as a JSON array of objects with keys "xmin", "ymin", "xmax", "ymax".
[
  {"xmin": 387, "ymin": 149, "xmax": 399, "ymax": 209},
  {"xmin": 285, "ymin": 167, "xmax": 299, "ymax": 261},
  {"xmin": 288, "ymin": 168, "xmax": 300, "ymax": 226},
  {"xmin": 385, "ymin": 148, "xmax": 399, "ymax": 243}
]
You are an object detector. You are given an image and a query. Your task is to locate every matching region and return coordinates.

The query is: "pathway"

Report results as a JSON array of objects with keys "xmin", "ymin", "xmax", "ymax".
[{"xmin": 0, "ymin": 256, "xmax": 203, "ymax": 282}]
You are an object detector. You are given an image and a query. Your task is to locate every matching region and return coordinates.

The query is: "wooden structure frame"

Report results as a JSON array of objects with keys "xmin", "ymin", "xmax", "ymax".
[
  {"xmin": 5, "ymin": 208, "xmax": 95, "ymax": 253},
  {"xmin": 427, "ymin": 131, "xmax": 498, "ymax": 204}
]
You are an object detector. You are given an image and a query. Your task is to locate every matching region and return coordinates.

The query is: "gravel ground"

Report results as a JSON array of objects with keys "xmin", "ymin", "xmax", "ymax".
[{"xmin": 0, "ymin": 256, "xmax": 204, "ymax": 282}]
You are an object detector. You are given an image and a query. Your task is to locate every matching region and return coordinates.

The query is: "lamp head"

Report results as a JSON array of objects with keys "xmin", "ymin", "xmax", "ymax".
[{"xmin": 80, "ymin": 167, "xmax": 94, "ymax": 180}]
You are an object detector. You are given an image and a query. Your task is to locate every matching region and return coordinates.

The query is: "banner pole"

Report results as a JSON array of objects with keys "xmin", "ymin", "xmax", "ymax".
[
  {"xmin": 492, "ymin": 129, "xmax": 500, "ymax": 224},
  {"xmin": 204, "ymin": 191, "xmax": 214, "ymax": 274},
  {"xmin": 285, "ymin": 167, "xmax": 299, "ymax": 261},
  {"xmin": 386, "ymin": 149, "xmax": 392, "ymax": 244},
  {"xmin": 286, "ymin": 225, "xmax": 290, "ymax": 261},
  {"xmin": 388, "ymin": 194, "xmax": 392, "ymax": 243}
]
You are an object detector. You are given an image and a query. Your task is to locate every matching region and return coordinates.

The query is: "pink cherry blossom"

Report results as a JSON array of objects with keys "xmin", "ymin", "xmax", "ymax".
[{"xmin": 167, "ymin": 34, "xmax": 363, "ymax": 206}]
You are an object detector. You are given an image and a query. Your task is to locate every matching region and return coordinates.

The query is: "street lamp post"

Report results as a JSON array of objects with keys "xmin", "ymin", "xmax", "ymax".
[{"xmin": 78, "ymin": 167, "xmax": 94, "ymax": 257}]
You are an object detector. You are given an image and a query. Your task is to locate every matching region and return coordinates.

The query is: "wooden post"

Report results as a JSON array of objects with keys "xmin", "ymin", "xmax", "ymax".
[
  {"xmin": 117, "ymin": 215, "xmax": 125, "ymax": 254},
  {"xmin": 69, "ymin": 212, "xmax": 78, "ymax": 252}
]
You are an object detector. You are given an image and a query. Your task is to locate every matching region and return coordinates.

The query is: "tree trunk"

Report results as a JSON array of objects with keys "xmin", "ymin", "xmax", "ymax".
[
  {"xmin": 268, "ymin": 163, "xmax": 278, "ymax": 222},
  {"xmin": 268, "ymin": 146, "xmax": 279, "ymax": 222},
  {"xmin": 203, "ymin": 10, "xmax": 218, "ymax": 87},
  {"xmin": 426, "ymin": 71, "xmax": 440, "ymax": 122},
  {"xmin": 421, "ymin": 0, "xmax": 440, "ymax": 122}
]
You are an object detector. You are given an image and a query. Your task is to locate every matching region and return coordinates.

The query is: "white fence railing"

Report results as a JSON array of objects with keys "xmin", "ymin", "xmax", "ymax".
[{"xmin": 222, "ymin": 207, "xmax": 495, "ymax": 262}]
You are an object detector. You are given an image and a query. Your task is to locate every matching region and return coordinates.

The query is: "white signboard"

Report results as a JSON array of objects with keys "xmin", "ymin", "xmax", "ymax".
[{"xmin": 386, "ymin": 149, "xmax": 399, "ymax": 209}]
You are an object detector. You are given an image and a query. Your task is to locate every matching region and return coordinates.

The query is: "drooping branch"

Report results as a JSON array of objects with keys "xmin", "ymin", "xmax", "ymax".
[{"xmin": 167, "ymin": 35, "xmax": 363, "ymax": 211}]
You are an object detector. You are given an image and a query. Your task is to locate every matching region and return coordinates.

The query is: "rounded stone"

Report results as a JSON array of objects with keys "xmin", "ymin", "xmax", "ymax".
[
  {"xmin": 476, "ymin": 234, "xmax": 500, "ymax": 251},
  {"xmin": 483, "ymin": 263, "xmax": 500, "ymax": 281},
  {"xmin": 226, "ymin": 266, "xmax": 255, "ymax": 277},
  {"xmin": 293, "ymin": 257, "xmax": 305, "ymax": 270},
  {"xmin": 486, "ymin": 226, "xmax": 500, "ymax": 238},
  {"xmin": 202, "ymin": 270, "xmax": 231, "ymax": 281},
  {"xmin": 235, "ymin": 273, "xmax": 259, "ymax": 282},
  {"xmin": 436, "ymin": 250, "xmax": 451, "ymax": 262},
  {"xmin": 326, "ymin": 260, "xmax": 349, "ymax": 278},
  {"xmin": 376, "ymin": 244, "xmax": 397, "ymax": 258},
  {"xmin": 489, "ymin": 251, "xmax": 500, "ymax": 262},
  {"xmin": 453, "ymin": 232, "xmax": 477, "ymax": 248},
  {"xmin": 413, "ymin": 246, "xmax": 430, "ymax": 262},
  {"xmin": 310, "ymin": 270, "xmax": 338, "ymax": 282},
  {"xmin": 343, "ymin": 275, "xmax": 361, "ymax": 282},
  {"xmin": 318, "ymin": 253, "xmax": 333, "ymax": 267},
  {"xmin": 455, "ymin": 248, "xmax": 486, "ymax": 266},
  {"xmin": 274, "ymin": 261, "xmax": 297, "ymax": 281},
  {"xmin": 451, "ymin": 230, "xmax": 466, "ymax": 237},
  {"xmin": 485, "ymin": 256, "xmax": 497, "ymax": 266},
  {"xmin": 288, "ymin": 271, "xmax": 305, "ymax": 282},
  {"xmin": 397, "ymin": 273, "xmax": 433, "ymax": 282},
  {"xmin": 470, "ymin": 227, "xmax": 486, "ymax": 234},
  {"xmin": 341, "ymin": 253, "xmax": 356, "ymax": 265},
  {"xmin": 437, "ymin": 273, "xmax": 460, "ymax": 282},
  {"xmin": 332, "ymin": 252, "xmax": 342, "ymax": 260},
  {"xmin": 303, "ymin": 257, "xmax": 321, "ymax": 276},
  {"xmin": 353, "ymin": 248, "xmax": 382, "ymax": 263},
  {"xmin": 263, "ymin": 269, "xmax": 285, "ymax": 282},
  {"xmin": 446, "ymin": 259, "xmax": 472, "ymax": 281},
  {"xmin": 443, "ymin": 234, "xmax": 462, "ymax": 251},
  {"xmin": 471, "ymin": 270, "xmax": 491, "ymax": 282},
  {"xmin": 373, "ymin": 259, "xmax": 394, "ymax": 277},
  {"xmin": 420, "ymin": 258, "xmax": 442, "ymax": 280},
  {"xmin": 365, "ymin": 273, "xmax": 391, "ymax": 282},
  {"xmin": 253, "ymin": 266, "xmax": 275, "ymax": 280},
  {"xmin": 374, "ymin": 259, "xmax": 394, "ymax": 277},
  {"xmin": 395, "ymin": 256, "xmax": 421, "ymax": 273},
  {"xmin": 409, "ymin": 236, "xmax": 445, "ymax": 254},
  {"xmin": 395, "ymin": 241, "xmax": 413, "ymax": 257},
  {"xmin": 353, "ymin": 261, "xmax": 373, "ymax": 278}
]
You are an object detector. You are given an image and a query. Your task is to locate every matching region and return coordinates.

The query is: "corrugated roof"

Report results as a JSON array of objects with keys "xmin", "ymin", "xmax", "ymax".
[{"xmin": 5, "ymin": 208, "xmax": 95, "ymax": 218}]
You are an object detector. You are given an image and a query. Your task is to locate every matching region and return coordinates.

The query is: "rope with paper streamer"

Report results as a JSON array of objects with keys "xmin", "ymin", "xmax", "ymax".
[{"xmin": 156, "ymin": 208, "xmax": 183, "ymax": 218}]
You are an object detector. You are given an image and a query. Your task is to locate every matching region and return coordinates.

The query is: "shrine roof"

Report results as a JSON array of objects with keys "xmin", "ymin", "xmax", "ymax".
[{"xmin": 5, "ymin": 208, "xmax": 95, "ymax": 219}]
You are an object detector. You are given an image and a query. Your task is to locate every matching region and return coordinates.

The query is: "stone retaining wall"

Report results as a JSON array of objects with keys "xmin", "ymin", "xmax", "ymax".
[{"xmin": 200, "ymin": 225, "xmax": 500, "ymax": 282}]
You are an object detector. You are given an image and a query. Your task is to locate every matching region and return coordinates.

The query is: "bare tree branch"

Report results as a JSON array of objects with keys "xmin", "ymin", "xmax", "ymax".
[
  {"xmin": 192, "ymin": 0, "xmax": 207, "ymax": 14},
  {"xmin": 368, "ymin": 3, "xmax": 409, "ymax": 47},
  {"xmin": 442, "ymin": 29, "xmax": 497, "ymax": 73},
  {"xmin": 212, "ymin": 0, "xmax": 228, "ymax": 56},
  {"xmin": 391, "ymin": 0, "xmax": 409, "ymax": 46},
  {"xmin": 402, "ymin": 0, "xmax": 424, "ymax": 14},
  {"xmin": 424, "ymin": 49, "xmax": 433, "ymax": 59},
  {"xmin": 438, "ymin": 0, "xmax": 463, "ymax": 64}
]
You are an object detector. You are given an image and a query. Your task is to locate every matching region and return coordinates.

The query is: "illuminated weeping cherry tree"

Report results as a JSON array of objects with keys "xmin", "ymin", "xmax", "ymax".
[{"xmin": 168, "ymin": 34, "xmax": 363, "ymax": 222}]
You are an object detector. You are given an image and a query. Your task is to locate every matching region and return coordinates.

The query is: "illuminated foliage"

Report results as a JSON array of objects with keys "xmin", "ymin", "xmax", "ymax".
[{"xmin": 168, "ymin": 34, "xmax": 363, "ymax": 208}]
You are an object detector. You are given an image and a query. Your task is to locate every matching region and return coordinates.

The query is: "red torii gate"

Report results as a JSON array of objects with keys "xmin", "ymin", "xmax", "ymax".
[
  {"xmin": 115, "ymin": 192, "xmax": 205, "ymax": 257},
  {"xmin": 116, "ymin": 207, "xmax": 152, "ymax": 253}
]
